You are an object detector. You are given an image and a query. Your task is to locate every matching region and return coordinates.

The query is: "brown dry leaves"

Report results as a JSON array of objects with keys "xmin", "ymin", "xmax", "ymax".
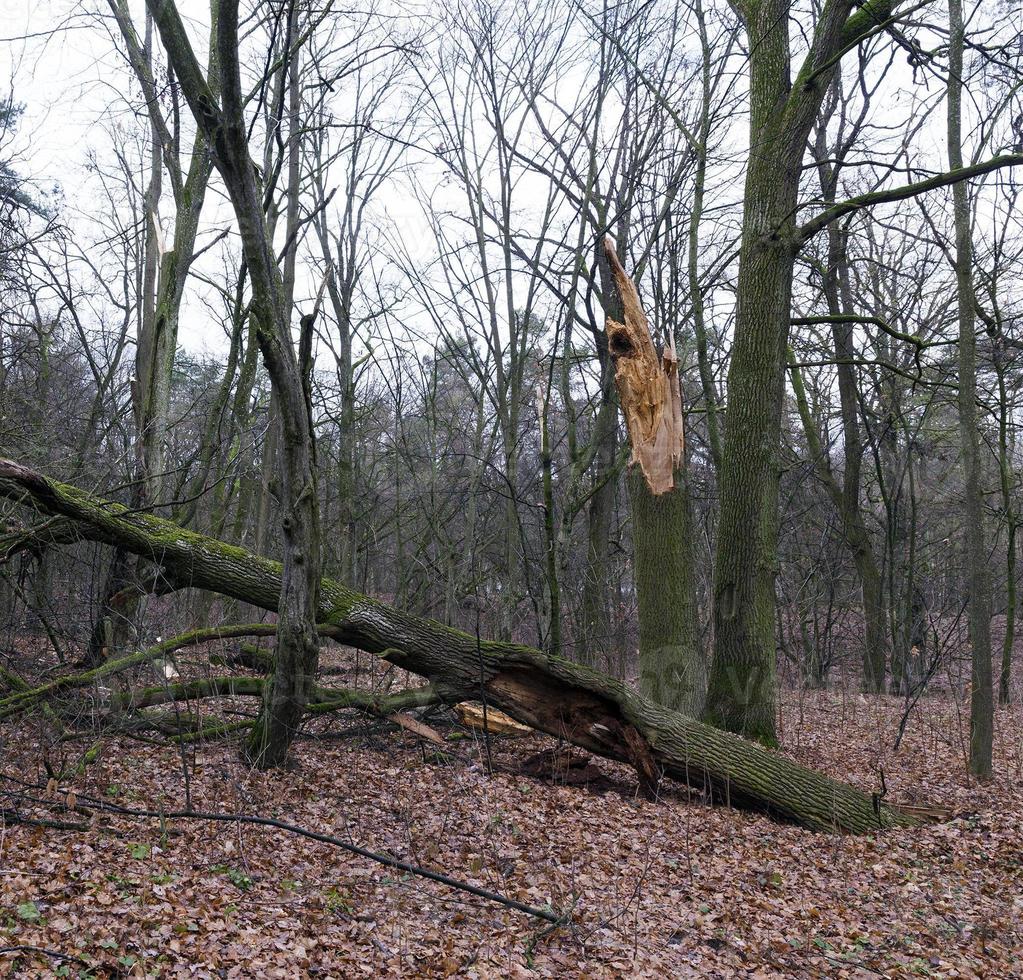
[{"xmin": 2, "ymin": 679, "xmax": 1022, "ymax": 978}]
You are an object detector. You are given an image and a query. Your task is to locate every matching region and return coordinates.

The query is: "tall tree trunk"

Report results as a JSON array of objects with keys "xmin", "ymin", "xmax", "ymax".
[
  {"xmin": 789, "ymin": 352, "xmax": 885, "ymax": 693},
  {"xmin": 948, "ymin": 0, "xmax": 993, "ymax": 778},
  {"xmin": 704, "ymin": 2, "xmax": 802, "ymax": 745},
  {"xmin": 148, "ymin": 0, "xmax": 321, "ymax": 769},
  {"xmin": 602, "ymin": 240, "xmax": 704, "ymax": 714},
  {"xmin": 705, "ymin": 140, "xmax": 791, "ymax": 742},
  {"xmin": 576, "ymin": 337, "xmax": 617, "ymax": 668},
  {"xmin": 829, "ymin": 234, "xmax": 888, "ymax": 693},
  {"xmin": 704, "ymin": 0, "xmax": 886, "ymax": 744},
  {"xmin": 91, "ymin": 0, "xmax": 217, "ymax": 665},
  {"xmin": 997, "ymin": 351, "xmax": 1016, "ymax": 705}
]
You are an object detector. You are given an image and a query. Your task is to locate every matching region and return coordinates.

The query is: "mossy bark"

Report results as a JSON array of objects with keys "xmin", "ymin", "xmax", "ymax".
[
  {"xmin": 0, "ymin": 624, "xmax": 278, "ymax": 720},
  {"xmin": 0, "ymin": 459, "xmax": 922, "ymax": 833},
  {"xmin": 706, "ymin": 0, "xmax": 893, "ymax": 746},
  {"xmin": 628, "ymin": 467, "xmax": 705, "ymax": 715}
]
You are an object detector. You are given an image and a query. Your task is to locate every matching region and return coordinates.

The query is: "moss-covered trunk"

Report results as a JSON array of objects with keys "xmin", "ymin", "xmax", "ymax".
[
  {"xmin": 705, "ymin": 150, "xmax": 792, "ymax": 744},
  {"xmin": 628, "ymin": 467, "xmax": 706, "ymax": 715},
  {"xmin": 600, "ymin": 239, "xmax": 705, "ymax": 715},
  {"xmin": 705, "ymin": 0, "xmax": 892, "ymax": 744},
  {"xmin": 0, "ymin": 459, "xmax": 922, "ymax": 834}
]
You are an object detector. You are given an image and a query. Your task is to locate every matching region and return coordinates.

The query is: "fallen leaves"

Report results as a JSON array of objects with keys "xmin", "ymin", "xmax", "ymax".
[{"xmin": 1, "ymin": 657, "xmax": 1022, "ymax": 977}]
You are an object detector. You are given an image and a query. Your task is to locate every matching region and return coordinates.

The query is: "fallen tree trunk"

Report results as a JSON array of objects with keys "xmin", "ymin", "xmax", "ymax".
[
  {"xmin": 114, "ymin": 678, "xmax": 440, "ymax": 741},
  {"xmin": 0, "ymin": 459, "xmax": 920, "ymax": 832},
  {"xmin": 0, "ymin": 624, "xmax": 279, "ymax": 720}
]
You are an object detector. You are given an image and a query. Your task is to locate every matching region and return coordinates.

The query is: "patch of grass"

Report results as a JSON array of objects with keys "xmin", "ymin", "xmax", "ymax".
[
  {"xmin": 15, "ymin": 901, "xmax": 40, "ymax": 923},
  {"xmin": 210, "ymin": 864, "xmax": 253, "ymax": 891},
  {"xmin": 324, "ymin": 886, "xmax": 355, "ymax": 914}
]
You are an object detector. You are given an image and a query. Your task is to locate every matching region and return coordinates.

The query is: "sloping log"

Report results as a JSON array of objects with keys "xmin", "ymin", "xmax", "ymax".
[
  {"xmin": 0, "ymin": 624, "xmax": 278, "ymax": 721},
  {"xmin": 0, "ymin": 459, "xmax": 919, "ymax": 833}
]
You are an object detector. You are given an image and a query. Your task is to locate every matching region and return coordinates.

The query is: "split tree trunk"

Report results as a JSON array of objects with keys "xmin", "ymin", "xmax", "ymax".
[
  {"xmin": 601, "ymin": 240, "xmax": 706, "ymax": 715},
  {"xmin": 0, "ymin": 459, "xmax": 919, "ymax": 834}
]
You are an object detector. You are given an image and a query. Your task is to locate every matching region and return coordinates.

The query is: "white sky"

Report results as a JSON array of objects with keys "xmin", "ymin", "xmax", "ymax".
[{"xmin": 3, "ymin": 0, "xmax": 1023, "ymax": 396}]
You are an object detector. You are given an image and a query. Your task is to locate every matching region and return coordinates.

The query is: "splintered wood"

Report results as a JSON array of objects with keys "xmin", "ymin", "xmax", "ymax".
[
  {"xmin": 455, "ymin": 702, "xmax": 533, "ymax": 736},
  {"xmin": 603, "ymin": 236, "xmax": 685, "ymax": 495}
]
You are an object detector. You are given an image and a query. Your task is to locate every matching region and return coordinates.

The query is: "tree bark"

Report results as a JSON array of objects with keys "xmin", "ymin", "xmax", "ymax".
[
  {"xmin": 827, "ymin": 229, "xmax": 888, "ymax": 694},
  {"xmin": 706, "ymin": 0, "xmax": 892, "ymax": 745},
  {"xmin": 146, "ymin": 0, "xmax": 322, "ymax": 768},
  {"xmin": 627, "ymin": 465, "xmax": 706, "ymax": 715},
  {"xmin": 996, "ymin": 353, "xmax": 1015, "ymax": 705},
  {"xmin": 602, "ymin": 239, "xmax": 705, "ymax": 715},
  {"xmin": 0, "ymin": 459, "xmax": 920, "ymax": 833},
  {"xmin": 947, "ymin": 0, "xmax": 993, "ymax": 778},
  {"xmin": 576, "ymin": 354, "xmax": 617, "ymax": 668}
]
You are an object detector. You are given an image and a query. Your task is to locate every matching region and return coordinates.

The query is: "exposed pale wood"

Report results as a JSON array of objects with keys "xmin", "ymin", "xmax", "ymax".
[
  {"xmin": 602, "ymin": 237, "xmax": 684, "ymax": 496},
  {"xmin": 389, "ymin": 712, "xmax": 446, "ymax": 745},
  {"xmin": 455, "ymin": 702, "xmax": 533, "ymax": 736}
]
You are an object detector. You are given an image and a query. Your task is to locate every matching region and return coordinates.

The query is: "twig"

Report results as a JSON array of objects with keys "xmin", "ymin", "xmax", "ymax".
[
  {"xmin": 0, "ymin": 778, "xmax": 565, "ymax": 924},
  {"xmin": 0, "ymin": 945, "xmax": 93, "ymax": 969},
  {"xmin": 1, "ymin": 809, "xmax": 90, "ymax": 832}
]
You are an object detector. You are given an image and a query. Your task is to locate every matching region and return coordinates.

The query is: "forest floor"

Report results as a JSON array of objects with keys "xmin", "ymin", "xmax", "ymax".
[{"xmin": 1, "ymin": 641, "xmax": 1022, "ymax": 978}]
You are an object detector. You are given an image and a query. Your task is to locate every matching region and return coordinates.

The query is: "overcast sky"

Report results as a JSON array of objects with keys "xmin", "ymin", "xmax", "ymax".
[{"xmin": 5, "ymin": 0, "xmax": 1023, "ymax": 387}]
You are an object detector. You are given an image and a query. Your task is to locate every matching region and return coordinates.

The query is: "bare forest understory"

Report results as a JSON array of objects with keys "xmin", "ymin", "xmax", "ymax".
[
  {"xmin": 4, "ymin": 0, "xmax": 1023, "ymax": 975},
  {"xmin": 2, "ymin": 635, "xmax": 1022, "ymax": 979}
]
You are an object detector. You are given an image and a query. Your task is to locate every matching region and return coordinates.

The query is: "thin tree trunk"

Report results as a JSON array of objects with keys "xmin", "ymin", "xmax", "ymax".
[
  {"xmin": 830, "ymin": 231, "xmax": 888, "ymax": 693},
  {"xmin": 789, "ymin": 352, "xmax": 885, "ymax": 692},
  {"xmin": 948, "ymin": 0, "xmax": 993, "ymax": 778},
  {"xmin": 689, "ymin": 0, "xmax": 721, "ymax": 470},
  {"xmin": 536, "ymin": 381, "xmax": 561, "ymax": 656},
  {"xmin": 996, "ymin": 353, "xmax": 1015, "ymax": 705},
  {"xmin": 576, "ymin": 339, "xmax": 617, "ymax": 668}
]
